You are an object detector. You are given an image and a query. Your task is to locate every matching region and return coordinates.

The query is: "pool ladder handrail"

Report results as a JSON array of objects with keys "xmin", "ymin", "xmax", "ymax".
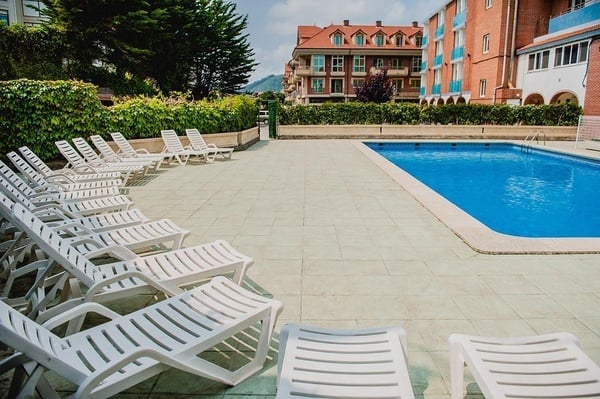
[{"xmin": 521, "ymin": 129, "xmax": 546, "ymax": 152}]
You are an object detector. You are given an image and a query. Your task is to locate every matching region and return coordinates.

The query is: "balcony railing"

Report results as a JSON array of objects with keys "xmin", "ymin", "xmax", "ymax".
[
  {"xmin": 433, "ymin": 54, "xmax": 443, "ymax": 68},
  {"xmin": 420, "ymin": 61, "xmax": 427, "ymax": 73},
  {"xmin": 549, "ymin": 0, "xmax": 600, "ymax": 34},
  {"xmin": 421, "ymin": 36, "xmax": 428, "ymax": 48},
  {"xmin": 419, "ymin": 86, "xmax": 426, "ymax": 96},
  {"xmin": 432, "ymin": 83, "xmax": 441, "ymax": 95},
  {"xmin": 434, "ymin": 25, "xmax": 445, "ymax": 40},
  {"xmin": 453, "ymin": 10, "xmax": 466, "ymax": 29},
  {"xmin": 451, "ymin": 46, "xmax": 464, "ymax": 62},
  {"xmin": 449, "ymin": 80, "xmax": 462, "ymax": 93}
]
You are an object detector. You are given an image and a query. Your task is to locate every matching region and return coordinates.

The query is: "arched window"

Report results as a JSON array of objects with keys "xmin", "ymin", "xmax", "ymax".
[
  {"xmin": 333, "ymin": 33, "xmax": 343, "ymax": 47},
  {"xmin": 354, "ymin": 34, "xmax": 364, "ymax": 47}
]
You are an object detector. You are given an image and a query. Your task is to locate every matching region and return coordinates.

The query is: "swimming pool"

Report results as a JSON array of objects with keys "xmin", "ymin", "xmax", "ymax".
[{"xmin": 365, "ymin": 142, "xmax": 600, "ymax": 238}]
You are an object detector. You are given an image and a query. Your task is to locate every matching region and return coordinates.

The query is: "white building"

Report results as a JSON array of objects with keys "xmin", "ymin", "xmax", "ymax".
[{"xmin": 0, "ymin": 0, "xmax": 46, "ymax": 26}]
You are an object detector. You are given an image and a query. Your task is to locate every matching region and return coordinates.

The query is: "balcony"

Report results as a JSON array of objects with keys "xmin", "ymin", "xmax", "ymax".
[
  {"xmin": 419, "ymin": 86, "xmax": 426, "ymax": 96},
  {"xmin": 549, "ymin": 0, "xmax": 600, "ymax": 34},
  {"xmin": 434, "ymin": 25, "xmax": 445, "ymax": 40},
  {"xmin": 295, "ymin": 65, "xmax": 326, "ymax": 76},
  {"xmin": 449, "ymin": 80, "xmax": 462, "ymax": 93},
  {"xmin": 453, "ymin": 10, "xmax": 466, "ymax": 30},
  {"xmin": 422, "ymin": 36, "xmax": 428, "ymax": 48},
  {"xmin": 432, "ymin": 83, "xmax": 441, "ymax": 95},
  {"xmin": 433, "ymin": 54, "xmax": 443, "ymax": 68},
  {"xmin": 387, "ymin": 67, "xmax": 409, "ymax": 77},
  {"xmin": 420, "ymin": 61, "xmax": 427, "ymax": 74},
  {"xmin": 451, "ymin": 46, "xmax": 464, "ymax": 62}
]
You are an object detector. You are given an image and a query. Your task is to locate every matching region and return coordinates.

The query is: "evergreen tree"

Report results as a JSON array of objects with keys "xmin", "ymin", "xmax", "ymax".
[{"xmin": 355, "ymin": 67, "xmax": 394, "ymax": 103}]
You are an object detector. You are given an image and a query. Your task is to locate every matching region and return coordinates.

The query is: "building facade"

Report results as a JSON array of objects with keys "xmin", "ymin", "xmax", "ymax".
[
  {"xmin": 420, "ymin": 0, "xmax": 600, "ymax": 110},
  {"xmin": 0, "ymin": 0, "xmax": 46, "ymax": 26},
  {"xmin": 285, "ymin": 20, "xmax": 423, "ymax": 104}
]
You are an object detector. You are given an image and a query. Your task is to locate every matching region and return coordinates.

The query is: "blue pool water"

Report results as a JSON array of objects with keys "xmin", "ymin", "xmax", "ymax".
[{"xmin": 365, "ymin": 142, "xmax": 600, "ymax": 238}]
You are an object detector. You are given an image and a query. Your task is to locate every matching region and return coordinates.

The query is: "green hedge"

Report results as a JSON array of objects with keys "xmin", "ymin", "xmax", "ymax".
[
  {"xmin": 0, "ymin": 80, "xmax": 258, "ymax": 160},
  {"xmin": 279, "ymin": 102, "xmax": 582, "ymax": 126}
]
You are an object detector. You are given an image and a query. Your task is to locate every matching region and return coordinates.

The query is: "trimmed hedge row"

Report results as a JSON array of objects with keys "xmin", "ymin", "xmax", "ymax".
[
  {"xmin": 0, "ymin": 79, "xmax": 258, "ymax": 160},
  {"xmin": 279, "ymin": 102, "xmax": 582, "ymax": 126}
]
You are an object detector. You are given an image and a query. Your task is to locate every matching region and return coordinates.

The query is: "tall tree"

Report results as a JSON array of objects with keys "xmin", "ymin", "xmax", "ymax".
[
  {"xmin": 355, "ymin": 67, "xmax": 394, "ymax": 103},
  {"xmin": 185, "ymin": 0, "xmax": 257, "ymax": 99}
]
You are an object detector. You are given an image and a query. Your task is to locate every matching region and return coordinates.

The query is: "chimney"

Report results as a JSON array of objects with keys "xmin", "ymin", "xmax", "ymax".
[
  {"xmin": 412, "ymin": 21, "xmax": 418, "ymax": 28},
  {"xmin": 376, "ymin": 20, "xmax": 382, "ymax": 27},
  {"xmin": 343, "ymin": 19, "xmax": 349, "ymax": 26}
]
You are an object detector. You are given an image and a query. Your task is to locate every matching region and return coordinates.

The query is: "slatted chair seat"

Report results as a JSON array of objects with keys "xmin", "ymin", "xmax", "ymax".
[
  {"xmin": 449, "ymin": 332, "xmax": 600, "ymax": 399},
  {"xmin": 0, "ymin": 276, "xmax": 282, "ymax": 399}
]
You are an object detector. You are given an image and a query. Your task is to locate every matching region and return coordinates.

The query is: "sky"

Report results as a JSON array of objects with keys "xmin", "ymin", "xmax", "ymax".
[{"xmin": 231, "ymin": 0, "xmax": 448, "ymax": 82}]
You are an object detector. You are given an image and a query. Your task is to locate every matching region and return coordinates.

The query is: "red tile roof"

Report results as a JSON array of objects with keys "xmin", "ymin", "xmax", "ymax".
[{"xmin": 295, "ymin": 22, "xmax": 422, "ymax": 50}]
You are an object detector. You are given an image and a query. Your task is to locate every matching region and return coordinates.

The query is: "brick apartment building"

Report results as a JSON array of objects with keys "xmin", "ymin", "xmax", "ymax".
[
  {"xmin": 0, "ymin": 0, "xmax": 46, "ymax": 26},
  {"xmin": 420, "ymin": 0, "xmax": 600, "ymax": 113},
  {"xmin": 284, "ymin": 20, "xmax": 424, "ymax": 104}
]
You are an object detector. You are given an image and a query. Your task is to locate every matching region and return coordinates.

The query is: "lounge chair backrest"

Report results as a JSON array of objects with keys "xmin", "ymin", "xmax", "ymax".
[
  {"xmin": 0, "ymin": 300, "xmax": 86, "ymax": 381},
  {"xmin": 7, "ymin": 151, "xmax": 47, "ymax": 188},
  {"xmin": 0, "ymin": 175, "xmax": 35, "ymax": 209},
  {"xmin": 11, "ymin": 203, "xmax": 100, "ymax": 287},
  {"xmin": 161, "ymin": 130, "xmax": 186, "ymax": 152},
  {"xmin": 72, "ymin": 137, "xmax": 104, "ymax": 164},
  {"xmin": 0, "ymin": 160, "xmax": 37, "ymax": 197},
  {"xmin": 110, "ymin": 132, "xmax": 137, "ymax": 157},
  {"xmin": 55, "ymin": 140, "xmax": 87, "ymax": 168},
  {"xmin": 19, "ymin": 146, "xmax": 54, "ymax": 176},
  {"xmin": 185, "ymin": 129, "xmax": 209, "ymax": 151},
  {"xmin": 90, "ymin": 135, "xmax": 119, "ymax": 160}
]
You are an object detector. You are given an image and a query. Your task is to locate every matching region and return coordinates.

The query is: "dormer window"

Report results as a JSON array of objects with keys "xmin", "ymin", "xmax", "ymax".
[
  {"xmin": 333, "ymin": 32, "xmax": 343, "ymax": 47},
  {"xmin": 394, "ymin": 34, "xmax": 405, "ymax": 47},
  {"xmin": 354, "ymin": 34, "xmax": 364, "ymax": 47},
  {"xmin": 414, "ymin": 35, "xmax": 423, "ymax": 47},
  {"xmin": 375, "ymin": 34, "xmax": 385, "ymax": 47}
]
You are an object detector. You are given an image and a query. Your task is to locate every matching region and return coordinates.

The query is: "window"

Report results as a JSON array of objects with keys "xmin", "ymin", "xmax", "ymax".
[
  {"xmin": 331, "ymin": 79, "xmax": 343, "ymax": 94},
  {"xmin": 555, "ymin": 41, "xmax": 589, "ymax": 67},
  {"xmin": 392, "ymin": 79, "xmax": 404, "ymax": 94},
  {"xmin": 485, "ymin": 0, "xmax": 492, "ymax": 9},
  {"xmin": 23, "ymin": 0, "xmax": 44, "ymax": 17},
  {"xmin": 528, "ymin": 50, "xmax": 550, "ymax": 71},
  {"xmin": 412, "ymin": 56, "xmax": 422, "ymax": 73},
  {"xmin": 395, "ymin": 34, "xmax": 404, "ymax": 47},
  {"xmin": 391, "ymin": 59, "xmax": 401, "ymax": 69},
  {"xmin": 354, "ymin": 34, "xmax": 364, "ymax": 47},
  {"xmin": 479, "ymin": 79, "xmax": 487, "ymax": 97},
  {"xmin": 352, "ymin": 78, "xmax": 365, "ymax": 89},
  {"xmin": 0, "ymin": 9, "xmax": 8, "ymax": 25},
  {"xmin": 331, "ymin": 55, "xmax": 344, "ymax": 72},
  {"xmin": 312, "ymin": 55, "xmax": 325, "ymax": 73},
  {"xmin": 311, "ymin": 78, "xmax": 324, "ymax": 93},
  {"xmin": 333, "ymin": 33, "xmax": 343, "ymax": 47},
  {"xmin": 452, "ymin": 63, "xmax": 463, "ymax": 81},
  {"xmin": 415, "ymin": 35, "xmax": 423, "ymax": 47},
  {"xmin": 375, "ymin": 34, "xmax": 385, "ymax": 47},
  {"xmin": 482, "ymin": 34, "xmax": 490, "ymax": 54},
  {"xmin": 572, "ymin": 0, "xmax": 585, "ymax": 10},
  {"xmin": 410, "ymin": 78, "xmax": 421, "ymax": 88},
  {"xmin": 375, "ymin": 58, "xmax": 384, "ymax": 68},
  {"xmin": 457, "ymin": 0, "xmax": 466, "ymax": 12},
  {"xmin": 353, "ymin": 55, "xmax": 365, "ymax": 72}
]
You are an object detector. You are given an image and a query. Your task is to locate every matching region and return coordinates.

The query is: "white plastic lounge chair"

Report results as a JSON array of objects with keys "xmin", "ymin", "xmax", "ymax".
[
  {"xmin": 71, "ymin": 137, "xmax": 152, "ymax": 173},
  {"xmin": 0, "ymin": 175, "xmax": 133, "ymax": 217},
  {"xmin": 449, "ymin": 332, "xmax": 600, "ymax": 399},
  {"xmin": 10, "ymin": 203, "xmax": 254, "ymax": 320},
  {"xmin": 161, "ymin": 129, "xmax": 213, "ymax": 165},
  {"xmin": 276, "ymin": 324, "xmax": 416, "ymax": 399},
  {"xmin": 0, "ymin": 160, "xmax": 123, "ymax": 203},
  {"xmin": 185, "ymin": 128, "xmax": 234, "ymax": 160},
  {"xmin": 55, "ymin": 140, "xmax": 141, "ymax": 184},
  {"xmin": 110, "ymin": 131, "xmax": 176, "ymax": 164},
  {"xmin": 19, "ymin": 145, "xmax": 122, "ymax": 183},
  {"xmin": 0, "ymin": 276, "xmax": 282, "ymax": 399},
  {"xmin": 7, "ymin": 151, "xmax": 123, "ymax": 191},
  {"xmin": 89, "ymin": 134, "xmax": 163, "ymax": 171}
]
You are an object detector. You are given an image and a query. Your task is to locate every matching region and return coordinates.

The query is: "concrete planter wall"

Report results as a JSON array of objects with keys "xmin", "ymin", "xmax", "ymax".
[
  {"xmin": 278, "ymin": 124, "xmax": 577, "ymax": 141},
  {"xmin": 111, "ymin": 126, "xmax": 260, "ymax": 153}
]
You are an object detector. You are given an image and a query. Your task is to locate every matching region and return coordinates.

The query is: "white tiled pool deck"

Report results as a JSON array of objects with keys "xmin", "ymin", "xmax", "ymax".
[{"xmin": 119, "ymin": 139, "xmax": 600, "ymax": 398}]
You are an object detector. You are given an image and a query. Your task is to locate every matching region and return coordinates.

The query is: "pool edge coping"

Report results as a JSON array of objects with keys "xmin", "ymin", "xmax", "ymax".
[{"xmin": 355, "ymin": 139, "xmax": 600, "ymax": 255}]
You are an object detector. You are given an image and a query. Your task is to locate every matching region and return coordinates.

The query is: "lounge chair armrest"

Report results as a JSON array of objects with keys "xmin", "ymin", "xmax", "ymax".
[
  {"xmin": 32, "ymin": 204, "xmax": 78, "ymax": 220},
  {"xmin": 84, "ymin": 270, "xmax": 180, "ymax": 300},
  {"xmin": 41, "ymin": 302, "xmax": 120, "ymax": 331},
  {"xmin": 52, "ymin": 221, "xmax": 95, "ymax": 237},
  {"xmin": 135, "ymin": 148, "xmax": 151, "ymax": 155},
  {"xmin": 85, "ymin": 244, "xmax": 138, "ymax": 261},
  {"xmin": 45, "ymin": 174, "xmax": 76, "ymax": 185}
]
